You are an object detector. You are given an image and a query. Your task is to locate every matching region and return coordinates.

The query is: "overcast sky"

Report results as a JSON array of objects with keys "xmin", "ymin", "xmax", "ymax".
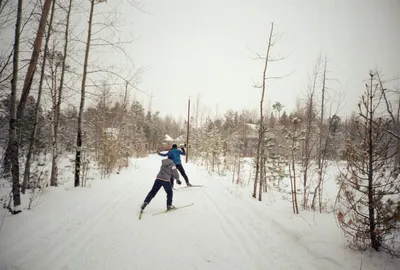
[{"xmin": 113, "ymin": 0, "xmax": 399, "ymax": 120}]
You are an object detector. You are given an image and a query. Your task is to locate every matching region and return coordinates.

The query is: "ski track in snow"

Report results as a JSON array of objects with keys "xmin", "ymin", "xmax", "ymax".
[
  {"xmin": 0, "ymin": 155, "xmax": 398, "ymax": 270},
  {"xmin": 201, "ymin": 182, "xmax": 315, "ymax": 270},
  {"xmin": 221, "ymin": 190, "xmax": 345, "ymax": 270},
  {"xmin": 36, "ymin": 182, "xmax": 138, "ymax": 270},
  {"xmin": 1, "ymin": 186, "xmax": 114, "ymax": 267},
  {"xmin": 1, "ymin": 176, "xmax": 140, "ymax": 270}
]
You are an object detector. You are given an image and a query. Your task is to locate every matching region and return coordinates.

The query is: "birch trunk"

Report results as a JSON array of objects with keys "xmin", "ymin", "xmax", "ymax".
[
  {"xmin": 11, "ymin": 0, "xmax": 52, "ymax": 207},
  {"xmin": 253, "ymin": 22, "xmax": 274, "ymax": 199},
  {"xmin": 367, "ymin": 74, "xmax": 378, "ymax": 250},
  {"xmin": 75, "ymin": 0, "xmax": 95, "ymax": 187},
  {"xmin": 22, "ymin": 0, "xmax": 56, "ymax": 193},
  {"xmin": 50, "ymin": 0, "xmax": 73, "ymax": 186},
  {"xmin": 312, "ymin": 59, "xmax": 327, "ymax": 211},
  {"xmin": 8, "ymin": 0, "xmax": 23, "ymax": 213}
]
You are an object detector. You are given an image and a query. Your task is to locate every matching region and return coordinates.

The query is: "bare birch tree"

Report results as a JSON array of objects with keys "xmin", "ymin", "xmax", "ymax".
[
  {"xmin": 251, "ymin": 22, "xmax": 292, "ymax": 201},
  {"xmin": 74, "ymin": 0, "xmax": 99, "ymax": 187},
  {"xmin": 310, "ymin": 58, "xmax": 327, "ymax": 211},
  {"xmin": 50, "ymin": 0, "xmax": 73, "ymax": 187},
  {"xmin": 22, "ymin": 0, "xmax": 56, "ymax": 193},
  {"xmin": 301, "ymin": 56, "xmax": 321, "ymax": 209},
  {"xmin": 286, "ymin": 117, "xmax": 303, "ymax": 214},
  {"xmin": 9, "ymin": 0, "xmax": 53, "ymax": 210},
  {"xmin": 7, "ymin": 0, "xmax": 22, "ymax": 213},
  {"xmin": 311, "ymin": 57, "xmax": 344, "ymax": 212},
  {"xmin": 252, "ymin": 22, "xmax": 274, "ymax": 200},
  {"xmin": 73, "ymin": 0, "xmax": 140, "ymax": 186}
]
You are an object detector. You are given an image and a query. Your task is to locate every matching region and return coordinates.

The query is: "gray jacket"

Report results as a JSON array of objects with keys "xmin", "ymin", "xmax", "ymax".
[{"xmin": 156, "ymin": 159, "xmax": 180, "ymax": 182}]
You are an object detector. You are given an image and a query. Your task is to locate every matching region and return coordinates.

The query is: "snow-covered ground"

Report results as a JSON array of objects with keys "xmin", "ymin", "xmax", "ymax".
[{"xmin": 0, "ymin": 154, "xmax": 399, "ymax": 270}]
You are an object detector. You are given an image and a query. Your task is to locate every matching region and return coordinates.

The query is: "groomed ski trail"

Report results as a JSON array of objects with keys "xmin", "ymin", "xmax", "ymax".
[{"xmin": 0, "ymin": 155, "xmax": 393, "ymax": 270}]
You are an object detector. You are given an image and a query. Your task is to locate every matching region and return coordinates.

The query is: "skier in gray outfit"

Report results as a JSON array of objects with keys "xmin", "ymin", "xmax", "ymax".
[{"xmin": 141, "ymin": 154, "xmax": 182, "ymax": 211}]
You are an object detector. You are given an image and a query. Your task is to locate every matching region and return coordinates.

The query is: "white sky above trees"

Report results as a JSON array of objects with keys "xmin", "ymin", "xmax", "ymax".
[
  {"xmin": 122, "ymin": 0, "xmax": 399, "ymax": 120},
  {"xmin": 2, "ymin": 0, "xmax": 399, "ymax": 121}
]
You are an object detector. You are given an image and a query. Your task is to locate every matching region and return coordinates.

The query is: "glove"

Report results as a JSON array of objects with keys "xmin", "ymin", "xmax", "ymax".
[{"xmin": 176, "ymin": 179, "xmax": 182, "ymax": 185}]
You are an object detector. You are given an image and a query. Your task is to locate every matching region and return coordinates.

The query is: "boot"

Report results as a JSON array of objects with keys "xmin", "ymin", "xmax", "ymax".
[
  {"xmin": 167, "ymin": 205, "xmax": 176, "ymax": 211},
  {"xmin": 141, "ymin": 202, "xmax": 148, "ymax": 210}
]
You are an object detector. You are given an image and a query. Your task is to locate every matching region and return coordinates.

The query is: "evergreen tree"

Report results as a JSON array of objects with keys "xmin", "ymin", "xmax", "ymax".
[{"xmin": 337, "ymin": 73, "xmax": 400, "ymax": 255}]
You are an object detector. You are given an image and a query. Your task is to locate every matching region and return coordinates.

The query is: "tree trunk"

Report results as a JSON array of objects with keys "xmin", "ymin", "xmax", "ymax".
[
  {"xmin": 8, "ymin": 0, "xmax": 52, "ymax": 210},
  {"xmin": 253, "ymin": 144, "xmax": 260, "ymax": 198},
  {"xmin": 367, "ymin": 74, "xmax": 378, "ymax": 250},
  {"xmin": 288, "ymin": 164, "xmax": 295, "ymax": 213},
  {"xmin": 236, "ymin": 156, "xmax": 241, "ymax": 185},
  {"xmin": 302, "ymin": 58, "xmax": 321, "ymax": 209},
  {"xmin": 302, "ymin": 97, "xmax": 314, "ymax": 209},
  {"xmin": 232, "ymin": 157, "xmax": 236, "ymax": 183},
  {"xmin": 8, "ymin": 0, "xmax": 23, "ymax": 213},
  {"xmin": 212, "ymin": 152, "xmax": 215, "ymax": 172},
  {"xmin": 253, "ymin": 22, "xmax": 274, "ymax": 199},
  {"xmin": 186, "ymin": 98, "xmax": 190, "ymax": 163},
  {"xmin": 258, "ymin": 151, "xmax": 264, "ymax": 201},
  {"xmin": 75, "ymin": 0, "xmax": 95, "ymax": 187},
  {"xmin": 291, "ymin": 138, "xmax": 299, "ymax": 214},
  {"xmin": 16, "ymin": 0, "xmax": 52, "ymax": 124},
  {"xmin": 312, "ymin": 59, "xmax": 327, "ymax": 211},
  {"xmin": 50, "ymin": 0, "xmax": 72, "ymax": 187},
  {"xmin": 22, "ymin": 0, "xmax": 56, "ymax": 193},
  {"xmin": 317, "ymin": 60, "xmax": 327, "ymax": 212}
]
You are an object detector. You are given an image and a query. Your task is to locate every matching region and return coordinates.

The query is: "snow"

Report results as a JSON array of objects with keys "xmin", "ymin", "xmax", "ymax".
[
  {"xmin": 0, "ymin": 155, "xmax": 399, "ymax": 270},
  {"xmin": 174, "ymin": 135, "xmax": 185, "ymax": 141},
  {"xmin": 164, "ymin": 134, "xmax": 174, "ymax": 141}
]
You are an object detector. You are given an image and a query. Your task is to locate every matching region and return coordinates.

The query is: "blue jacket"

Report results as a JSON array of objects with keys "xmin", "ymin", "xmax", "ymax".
[{"xmin": 158, "ymin": 147, "xmax": 185, "ymax": 165}]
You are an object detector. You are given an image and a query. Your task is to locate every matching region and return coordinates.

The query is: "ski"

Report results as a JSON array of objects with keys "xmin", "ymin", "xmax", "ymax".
[
  {"xmin": 152, "ymin": 203, "xmax": 194, "ymax": 216},
  {"xmin": 138, "ymin": 209, "xmax": 144, "ymax": 220},
  {"xmin": 179, "ymin": 185, "xmax": 204, "ymax": 189}
]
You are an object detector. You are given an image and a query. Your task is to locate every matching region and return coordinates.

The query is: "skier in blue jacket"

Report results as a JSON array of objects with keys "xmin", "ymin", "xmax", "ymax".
[{"xmin": 158, "ymin": 144, "xmax": 192, "ymax": 187}]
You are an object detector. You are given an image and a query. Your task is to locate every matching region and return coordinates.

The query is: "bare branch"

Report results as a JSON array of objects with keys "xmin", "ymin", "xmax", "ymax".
[
  {"xmin": 358, "ymin": 112, "xmax": 400, "ymax": 140},
  {"xmin": 266, "ymin": 69, "xmax": 295, "ymax": 80},
  {"xmin": 376, "ymin": 71, "xmax": 397, "ymax": 124}
]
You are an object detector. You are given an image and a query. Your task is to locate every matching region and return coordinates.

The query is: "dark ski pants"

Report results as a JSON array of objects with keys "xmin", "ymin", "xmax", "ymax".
[
  {"xmin": 144, "ymin": 179, "xmax": 173, "ymax": 206},
  {"xmin": 176, "ymin": 164, "xmax": 189, "ymax": 184}
]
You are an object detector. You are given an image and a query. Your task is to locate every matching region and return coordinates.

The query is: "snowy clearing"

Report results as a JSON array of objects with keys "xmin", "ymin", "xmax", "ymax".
[{"xmin": 0, "ymin": 155, "xmax": 399, "ymax": 270}]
